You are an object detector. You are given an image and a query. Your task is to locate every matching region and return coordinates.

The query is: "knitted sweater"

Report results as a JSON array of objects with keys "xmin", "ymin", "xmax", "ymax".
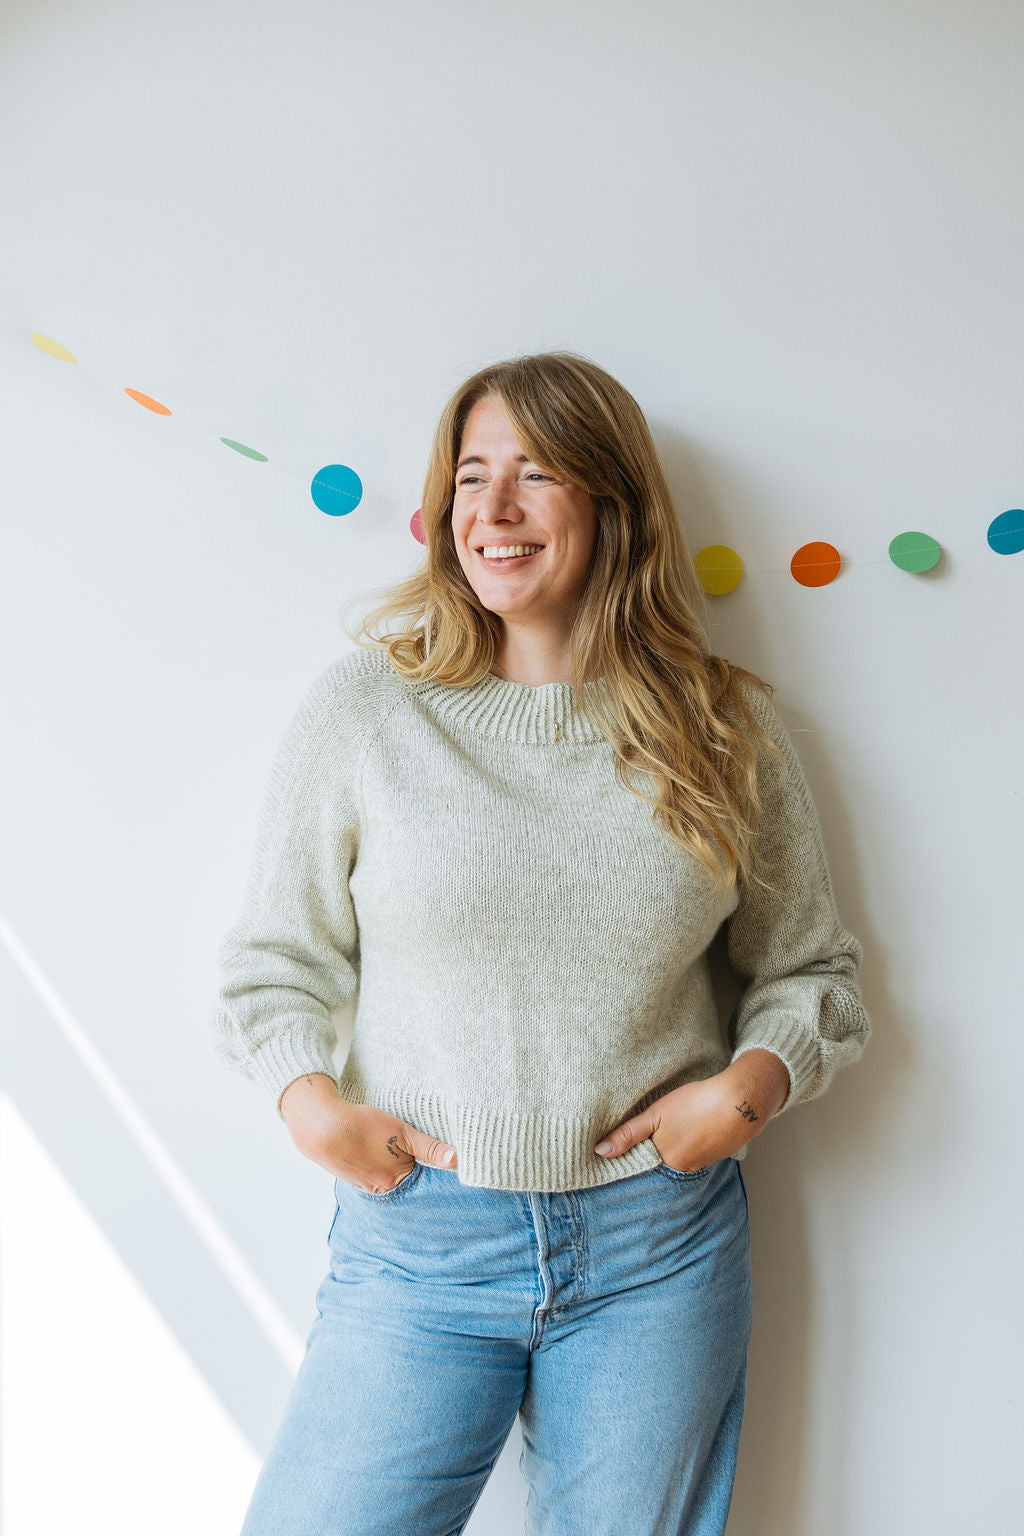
[{"xmin": 211, "ymin": 647, "xmax": 870, "ymax": 1192}]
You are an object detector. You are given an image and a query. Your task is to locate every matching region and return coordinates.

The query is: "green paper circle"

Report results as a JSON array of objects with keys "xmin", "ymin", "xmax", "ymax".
[
  {"xmin": 889, "ymin": 531, "xmax": 941, "ymax": 573},
  {"xmin": 221, "ymin": 437, "xmax": 268, "ymax": 462}
]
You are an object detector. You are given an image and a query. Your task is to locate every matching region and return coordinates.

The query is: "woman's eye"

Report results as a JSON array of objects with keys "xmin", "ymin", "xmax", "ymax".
[{"xmin": 456, "ymin": 472, "xmax": 549, "ymax": 487}]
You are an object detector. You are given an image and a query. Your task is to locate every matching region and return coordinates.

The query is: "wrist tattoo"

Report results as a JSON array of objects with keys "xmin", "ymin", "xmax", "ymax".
[{"xmin": 734, "ymin": 1099, "xmax": 759, "ymax": 1124}]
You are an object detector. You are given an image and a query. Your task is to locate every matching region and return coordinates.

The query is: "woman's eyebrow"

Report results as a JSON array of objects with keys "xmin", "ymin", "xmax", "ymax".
[{"xmin": 455, "ymin": 453, "xmax": 530, "ymax": 472}]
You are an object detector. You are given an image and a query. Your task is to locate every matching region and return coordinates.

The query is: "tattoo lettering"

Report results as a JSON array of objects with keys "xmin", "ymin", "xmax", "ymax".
[
  {"xmin": 386, "ymin": 1135, "xmax": 402, "ymax": 1161},
  {"xmin": 734, "ymin": 1099, "xmax": 759, "ymax": 1124}
]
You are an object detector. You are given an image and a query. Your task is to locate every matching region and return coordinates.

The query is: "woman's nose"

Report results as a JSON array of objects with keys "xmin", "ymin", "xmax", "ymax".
[{"xmin": 480, "ymin": 481, "xmax": 518, "ymax": 517}]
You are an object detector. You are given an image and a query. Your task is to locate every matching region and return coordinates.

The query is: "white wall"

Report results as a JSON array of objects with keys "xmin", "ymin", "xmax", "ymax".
[{"xmin": 1, "ymin": 2, "xmax": 1021, "ymax": 1531}]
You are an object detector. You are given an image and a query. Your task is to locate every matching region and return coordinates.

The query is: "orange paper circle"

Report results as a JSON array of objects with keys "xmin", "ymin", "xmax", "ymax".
[
  {"xmin": 791, "ymin": 541, "xmax": 841, "ymax": 587},
  {"xmin": 124, "ymin": 387, "xmax": 172, "ymax": 416}
]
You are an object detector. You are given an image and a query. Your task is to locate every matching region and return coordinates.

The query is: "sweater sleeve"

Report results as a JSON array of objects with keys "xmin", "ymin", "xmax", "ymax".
[
  {"xmin": 724, "ymin": 685, "xmax": 871, "ymax": 1117},
  {"xmin": 210, "ymin": 664, "xmax": 363, "ymax": 1120}
]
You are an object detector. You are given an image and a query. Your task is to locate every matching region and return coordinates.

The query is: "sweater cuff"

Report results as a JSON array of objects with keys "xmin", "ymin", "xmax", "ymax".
[
  {"xmin": 730, "ymin": 1016, "xmax": 821, "ymax": 1115},
  {"xmin": 244, "ymin": 1032, "xmax": 341, "ymax": 1120}
]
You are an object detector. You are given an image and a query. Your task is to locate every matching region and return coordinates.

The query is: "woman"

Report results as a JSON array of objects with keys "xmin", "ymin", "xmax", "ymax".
[{"xmin": 212, "ymin": 351, "xmax": 870, "ymax": 1536}]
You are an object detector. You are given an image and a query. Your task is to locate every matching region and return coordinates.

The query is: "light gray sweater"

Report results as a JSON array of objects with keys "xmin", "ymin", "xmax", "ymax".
[{"xmin": 211, "ymin": 647, "xmax": 870, "ymax": 1191}]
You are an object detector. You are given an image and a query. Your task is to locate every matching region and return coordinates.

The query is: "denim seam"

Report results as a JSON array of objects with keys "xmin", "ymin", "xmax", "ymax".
[
  {"xmin": 653, "ymin": 1163, "xmax": 716, "ymax": 1182},
  {"xmin": 565, "ymin": 1188, "xmax": 587, "ymax": 1305}
]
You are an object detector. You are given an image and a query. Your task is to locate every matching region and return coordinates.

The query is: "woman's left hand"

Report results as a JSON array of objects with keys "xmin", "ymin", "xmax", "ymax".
[{"xmin": 593, "ymin": 1052, "xmax": 791, "ymax": 1171}]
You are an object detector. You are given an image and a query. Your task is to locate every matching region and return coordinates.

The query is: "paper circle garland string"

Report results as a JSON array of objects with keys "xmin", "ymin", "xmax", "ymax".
[
  {"xmin": 692, "ymin": 512, "xmax": 1020, "ymax": 592},
  {"xmin": 27, "ymin": 331, "xmax": 1024, "ymax": 585}
]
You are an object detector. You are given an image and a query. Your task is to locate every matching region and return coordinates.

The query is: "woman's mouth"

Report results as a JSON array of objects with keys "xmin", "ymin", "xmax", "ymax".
[{"xmin": 475, "ymin": 544, "xmax": 544, "ymax": 569}]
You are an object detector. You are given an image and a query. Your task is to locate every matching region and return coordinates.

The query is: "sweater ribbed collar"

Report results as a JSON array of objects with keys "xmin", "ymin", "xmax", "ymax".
[{"xmin": 406, "ymin": 666, "xmax": 608, "ymax": 746}]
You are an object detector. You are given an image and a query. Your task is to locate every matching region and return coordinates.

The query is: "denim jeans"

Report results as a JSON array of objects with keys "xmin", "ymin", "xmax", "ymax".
[{"xmin": 240, "ymin": 1155, "xmax": 752, "ymax": 1536}]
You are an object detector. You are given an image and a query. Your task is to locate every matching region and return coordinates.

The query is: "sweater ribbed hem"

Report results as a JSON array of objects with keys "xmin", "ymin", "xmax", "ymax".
[{"xmin": 335, "ymin": 1070, "xmax": 744, "ymax": 1191}]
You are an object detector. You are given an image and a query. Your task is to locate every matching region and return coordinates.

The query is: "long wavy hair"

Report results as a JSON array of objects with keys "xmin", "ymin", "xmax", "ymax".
[{"xmin": 340, "ymin": 350, "xmax": 786, "ymax": 897}]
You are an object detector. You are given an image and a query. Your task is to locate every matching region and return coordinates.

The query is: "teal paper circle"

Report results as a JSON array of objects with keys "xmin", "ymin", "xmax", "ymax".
[
  {"xmin": 987, "ymin": 509, "xmax": 1024, "ymax": 555},
  {"xmin": 311, "ymin": 463, "xmax": 363, "ymax": 516}
]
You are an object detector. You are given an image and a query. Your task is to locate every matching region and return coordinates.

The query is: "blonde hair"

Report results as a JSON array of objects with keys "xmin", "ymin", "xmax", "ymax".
[{"xmin": 341, "ymin": 350, "xmax": 786, "ymax": 896}]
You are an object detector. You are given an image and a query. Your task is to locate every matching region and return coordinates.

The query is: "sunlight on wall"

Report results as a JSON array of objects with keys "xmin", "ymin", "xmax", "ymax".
[{"xmin": 0, "ymin": 1093, "xmax": 260, "ymax": 1534}]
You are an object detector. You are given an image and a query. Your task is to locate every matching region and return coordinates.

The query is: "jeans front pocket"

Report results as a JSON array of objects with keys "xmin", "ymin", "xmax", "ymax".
[
  {"xmin": 341, "ymin": 1159, "xmax": 425, "ymax": 1202},
  {"xmin": 652, "ymin": 1158, "xmax": 719, "ymax": 1182}
]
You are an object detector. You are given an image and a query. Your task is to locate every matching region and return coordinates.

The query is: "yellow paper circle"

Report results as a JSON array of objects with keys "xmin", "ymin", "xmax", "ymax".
[
  {"xmin": 30, "ymin": 332, "xmax": 77, "ymax": 363},
  {"xmin": 694, "ymin": 545, "xmax": 743, "ymax": 595}
]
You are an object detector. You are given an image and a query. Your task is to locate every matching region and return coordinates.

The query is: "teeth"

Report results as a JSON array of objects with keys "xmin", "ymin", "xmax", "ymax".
[{"xmin": 481, "ymin": 545, "xmax": 543, "ymax": 560}]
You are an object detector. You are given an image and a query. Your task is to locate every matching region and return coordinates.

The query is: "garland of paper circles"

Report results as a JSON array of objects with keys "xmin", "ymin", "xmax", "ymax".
[{"xmin": 29, "ymin": 333, "xmax": 1023, "ymax": 587}]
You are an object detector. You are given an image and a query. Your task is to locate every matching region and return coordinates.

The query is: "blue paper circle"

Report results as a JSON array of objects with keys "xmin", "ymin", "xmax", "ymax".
[
  {"xmin": 311, "ymin": 463, "xmax": 363, "ymax": 517},
  {"xmin": 987, "ymin": 509, "xmax": 1024, "ymax": 555}
]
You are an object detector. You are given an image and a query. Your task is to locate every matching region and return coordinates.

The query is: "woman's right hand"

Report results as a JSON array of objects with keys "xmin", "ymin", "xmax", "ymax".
[{"xmin": 279, "ymin": 1072, "xmax": 458, "ymax": 1193}]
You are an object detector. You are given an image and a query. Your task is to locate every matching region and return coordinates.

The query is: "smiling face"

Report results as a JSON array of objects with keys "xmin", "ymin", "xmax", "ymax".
[{"xmin": 451, "ymin": 395, "xmax": 598, "ymax": 638}]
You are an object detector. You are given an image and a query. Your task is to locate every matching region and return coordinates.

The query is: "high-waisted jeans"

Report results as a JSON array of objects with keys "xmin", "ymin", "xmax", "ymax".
[{"xmin": 239, "ymin": 1154, "xmax": 753, "ymax": 1536}]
